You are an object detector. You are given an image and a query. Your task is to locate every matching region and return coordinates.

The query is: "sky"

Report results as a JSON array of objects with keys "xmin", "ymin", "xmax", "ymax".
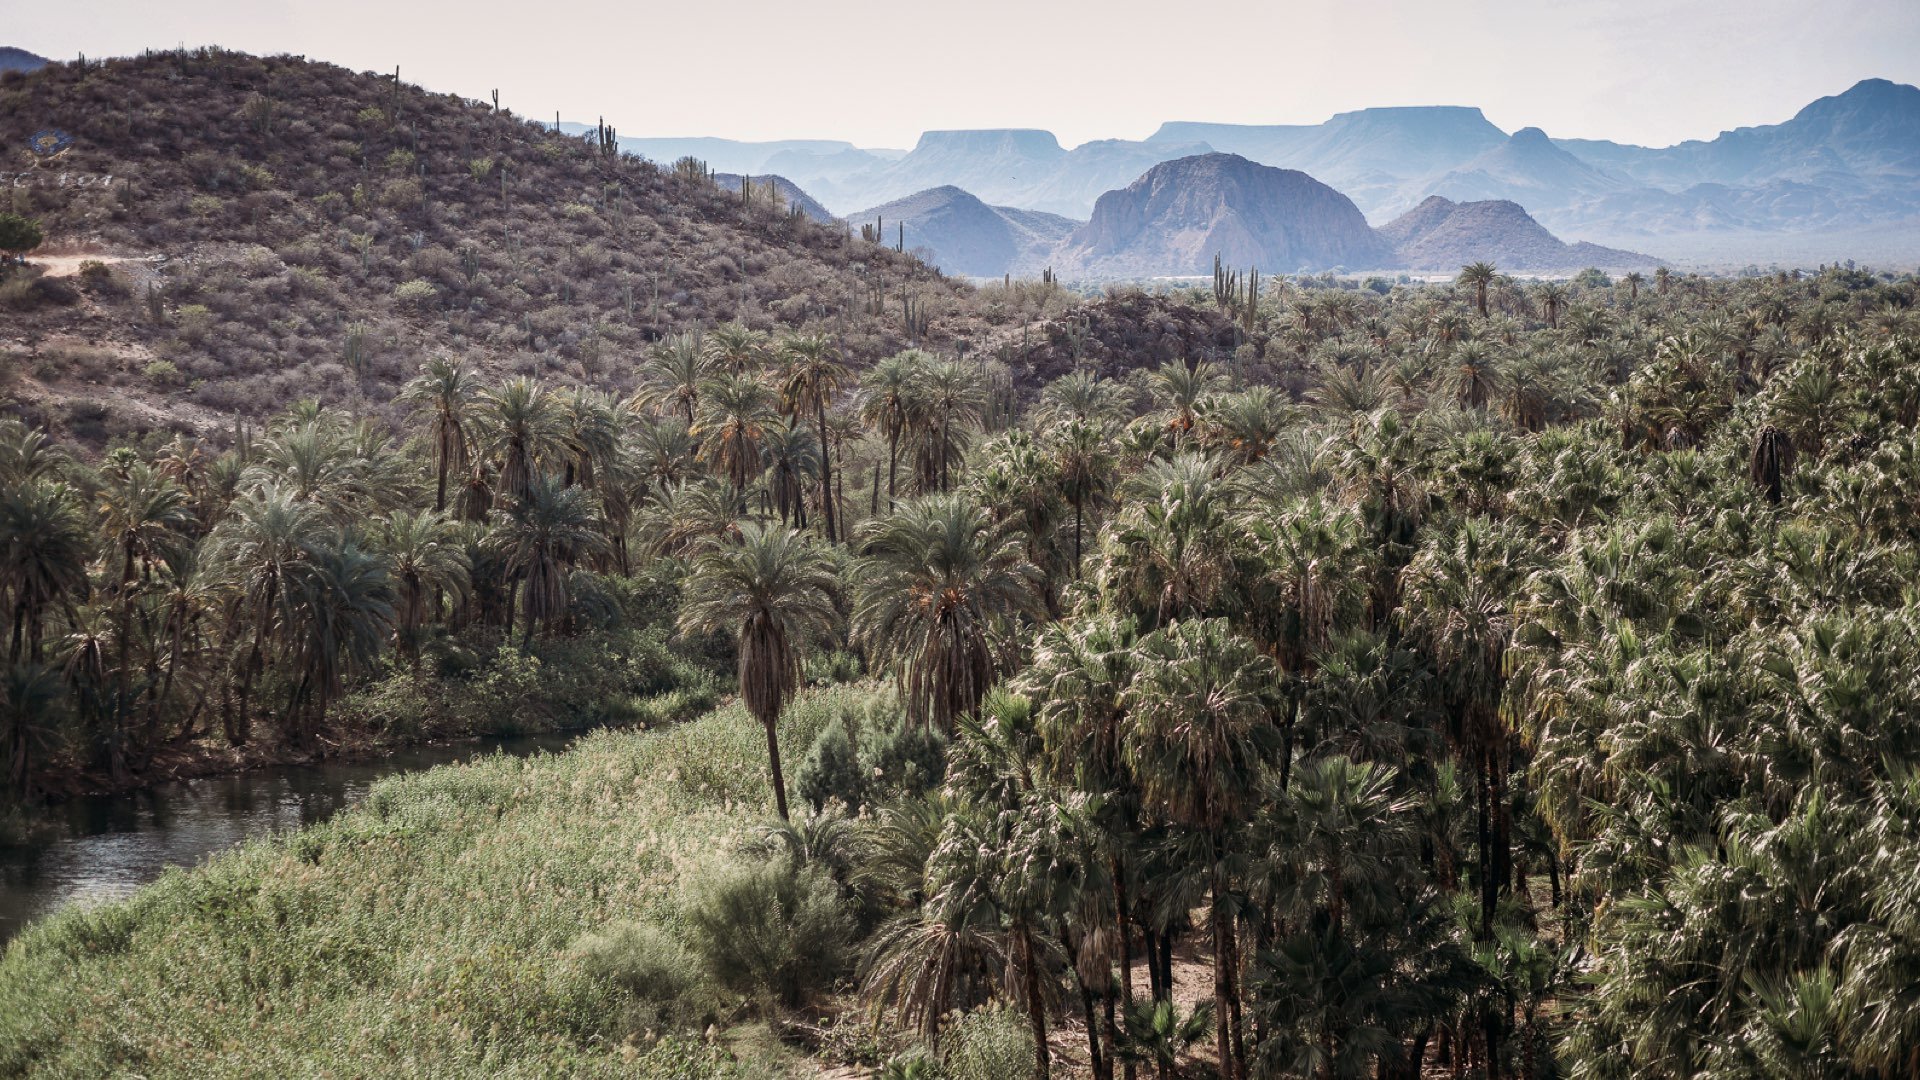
[{"xmin": 13, "ymin": 0, "xmax": 1920, "ymax": 150}]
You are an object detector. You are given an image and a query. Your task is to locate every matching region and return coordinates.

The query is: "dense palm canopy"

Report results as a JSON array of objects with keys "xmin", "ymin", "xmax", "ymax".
[{"xmin": 10, "ymin": 263, "xmax": 1920, "ymax": 1079}]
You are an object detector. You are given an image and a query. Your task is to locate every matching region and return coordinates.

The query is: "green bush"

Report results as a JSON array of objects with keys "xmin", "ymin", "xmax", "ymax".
[
  {"xmin": 682, "ymin": 856, "xmax": 852, "ymax": 1008},
  {"xmin": 797, "ymin": 722, "xmax": 866, "ymax": 812},
  {"xmin": 941, "ymin": 1005, "xmax": 1035, "ymax": 1080},
  {"xmin": 573, "ymin": 921, "xmax": 712, "ymax": 1032}
]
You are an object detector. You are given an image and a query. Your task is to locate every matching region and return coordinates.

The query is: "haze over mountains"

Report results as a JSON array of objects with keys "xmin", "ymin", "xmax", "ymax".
[{"xmin": 606, "ymin": 78, "xmax": 1920, "ymax": 268}]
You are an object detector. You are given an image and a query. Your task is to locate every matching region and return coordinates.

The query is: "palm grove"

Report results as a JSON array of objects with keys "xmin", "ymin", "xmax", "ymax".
[{"xmin": 5, "ymin": 259, "xmax": 1920, "ymax": 1079}]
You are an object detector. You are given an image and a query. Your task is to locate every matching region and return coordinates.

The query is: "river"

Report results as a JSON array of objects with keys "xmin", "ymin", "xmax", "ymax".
[{"xmin": 0, "ymin": 732, "xmax": 579, "ymax": 945}]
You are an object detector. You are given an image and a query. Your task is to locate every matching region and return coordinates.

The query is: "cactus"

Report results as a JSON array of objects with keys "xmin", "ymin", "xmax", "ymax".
[
  {"xmin": 897, "ymin": 221, "xmax": 905, "ymax": 253},
  {"xmin": 490, "ymin": 88, "xmax": 499, "ymax": 114},
  {"xmin": 595, "ymin": 117, "xmax": 618, "ymax": 159},
  {"xmin": 1042, "ymin": 267, "xmax": 1055, "ymax": 288},
  {"xmin": 1243, "ymin": 267, "xmax": 1260, "ymax": 333}
]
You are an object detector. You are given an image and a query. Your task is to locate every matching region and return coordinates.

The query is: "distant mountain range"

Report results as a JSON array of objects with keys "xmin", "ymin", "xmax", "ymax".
[
  {"xmin": 0, "ymin": 47, "xmax": 47, "ymax": 74},
  {"xmin": 842, "ymin": 156, "xmax": 1655, "ymax": 279},
  {"xmin": 602, "ymin": 78, "xmax": 1920, "ymax": 266}
]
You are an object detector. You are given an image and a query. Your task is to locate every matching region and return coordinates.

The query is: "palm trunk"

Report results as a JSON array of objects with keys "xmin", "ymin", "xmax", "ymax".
[
  {"xmin": 1020, "ymin": 925, "xmax": 1052, "ymax": 1080},
  {"xmin": 815, "ymin": 401, "xmax": 837, "ymax": 543},
  {"xmin": 763, "ymin": 715, "xmax": 789, "ymax": 820},
  {"xmin": 887, "ymin": 426, "xmax": 899, "ymax": 508}
]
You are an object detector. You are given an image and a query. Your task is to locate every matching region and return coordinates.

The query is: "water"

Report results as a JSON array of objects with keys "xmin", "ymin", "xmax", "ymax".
[{"xmin": 0, "ymin": 732, "xmax": 580, "ymax": 945}]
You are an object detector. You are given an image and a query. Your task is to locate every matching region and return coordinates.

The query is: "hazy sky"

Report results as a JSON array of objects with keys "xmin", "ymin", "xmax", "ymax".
[{"xmin": 14, "ymin": 0, "xmax": 1920, "ymax": 149}]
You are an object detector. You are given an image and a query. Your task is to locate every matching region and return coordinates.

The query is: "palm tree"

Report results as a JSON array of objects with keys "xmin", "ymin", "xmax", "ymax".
[
  {"xmin": 477, "ymin": 377, "xmax": 562, "ymax": 505},
  {"xmin": 1117, "ymin": 999, "xmax": 1214, "ymax": 1080},
  {"xmin": 1623, "ymin": 271, "xmax": 1645, "ymax": 302},
  {"xmin": 1459, "ymin": 262, "xmax": 1497, "ymax": 318},
  {"xmin": 0, "ymin": 481, "xmax": 90, "ymax": 665},
  {"xmin": 1051, "ymin": 417, "xmax": 1114, "ymax": 578},
  {"xmin": 379, "ymin": 510, "xmax": 469, "ymax": 661},
  {"xmin": 693, "ymin": 372, "xmax": 779, "ymax": 496},
  {"xmin": 1099, "ymin": 454, "xmax": 1241, "ymax": 628},
  {"xmin": 860, "ymin": 350, "xmax": 923, "ymax": 509},
  {"xmin": 705, "ymin": 322, "xmax": 770, "ymax": 377},
  {"xmin": 1, "ymin": 661, "xmax": 65, "ymax": 801},
  {"xmin": 909, "ymin": 359, "xmax": 986, "ymax": 494},
  {"xmin": 632, "ymin": 332, "xmax": 712, "ymax": 426},
  {"xmin": 677, "ymin": 522, "xmax": 838, "ymax": 819},
  {"xmin": 1122, "ymin": 618, "xmax": 1281, "ymax": 1080},
  {"xmin": 778, "ymin": 332, "xmax": 847, "ymax": 542},
  {"xmin": 208, "ymin": 483, "xmax": 322, "ymax": 745},
  {"xmin": 1150, "ymin": 361, "xmax": 1224, "ymax": 447},
  {"xmin": 492, "ymin": 475, "xmax": 610, "ymax": 643},
  {"xmin": 397, "ymin": 358, "xmax": 477, "ymax": 512},
  {"xmin": 97, "ymin": 460, "xmax": 194, "ymax": 756},
  {"xmin": 1534, "ymin": 282, "xmax": 1567, "ymax": 330},
  {"xmin": 853, "ymin": 495, "xmax": 1042, "ymax": 731},
  {"xmin": 279, "ymin": 535, "xmax": 395, "ymax": 744},
  {"xmin": 760, "ymin": 419, "xmax": 822, "ymax": 529}
]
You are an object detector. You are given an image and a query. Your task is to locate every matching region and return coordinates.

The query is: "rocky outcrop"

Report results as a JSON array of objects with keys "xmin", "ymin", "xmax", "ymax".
[
  {"xmin": 1053, "ymin": 153, "xmax": 1394, "ymax": 277},
  {"xmin": 1381, "ymin": 195, "xmax": 1657, "ymax": 271}
]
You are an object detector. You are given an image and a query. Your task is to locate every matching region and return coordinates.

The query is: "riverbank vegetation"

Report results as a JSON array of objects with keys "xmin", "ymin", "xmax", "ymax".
[{"xmin": 4, "ymin": 257, "xmax": 1920, "ymax": 1078}]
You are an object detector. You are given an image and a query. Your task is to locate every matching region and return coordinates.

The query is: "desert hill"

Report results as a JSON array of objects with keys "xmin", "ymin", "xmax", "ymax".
[
  {"xmin": 849, "ymin": 186, "xmax": 1077, "ymax": 278},
  {"xmin": 0, "ymin": 47, "xmax": 46, "ymax": 74},
  {"xmin": 0, "ymin": 49, "xmax": 968, "ymax": 445},
  {"xmin": 1380, "ymin": 195, "xmax": 1656, "ymax": 272},
  {"xmin": 1053, "ymin": 153, "xmax": 1393, "ymax": 277}
]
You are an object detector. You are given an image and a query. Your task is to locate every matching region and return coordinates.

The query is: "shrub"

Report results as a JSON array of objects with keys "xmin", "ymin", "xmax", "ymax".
[
  {"xmin": 941, "ymin": 1005, "xmax": 1034, "ymax": 1080},
  {"xmin": 392, "ymin": 278, "xmax": 437, "ymax": 310},
  {"xmin": 797, "ymin": 722, "xmax": 865, "ymax": 812},
  {"xmin": 572, "ymin": 921, "xmax": 711, "ymax": 1032},
  {"xmin": 144, "ymin": 359, "xmax": 184, "ymax": 387},
  {"xmin": 682, "ymin": 856, "xmax": 852, "ymax": 1008},
  {"xmin": 0, "ymin": 213, "xmax": 43, "ymax": 261}
]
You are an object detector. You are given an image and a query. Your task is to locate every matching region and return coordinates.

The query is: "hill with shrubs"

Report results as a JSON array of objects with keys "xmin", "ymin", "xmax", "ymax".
[{"xmin": 0, "ymin": 49, "xmax": 994, "ymax": 446}]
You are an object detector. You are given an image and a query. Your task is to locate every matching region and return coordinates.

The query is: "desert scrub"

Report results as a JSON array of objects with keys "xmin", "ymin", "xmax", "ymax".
[{"xmin": 0, "ymin": 684, "xmax": 888, "ymax": 1077}]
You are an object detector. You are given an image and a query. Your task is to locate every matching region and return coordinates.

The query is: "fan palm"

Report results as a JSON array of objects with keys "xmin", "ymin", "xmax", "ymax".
[{"xmin": 853, "ymin": 495, "xmax": 1042, "ymax": 731}]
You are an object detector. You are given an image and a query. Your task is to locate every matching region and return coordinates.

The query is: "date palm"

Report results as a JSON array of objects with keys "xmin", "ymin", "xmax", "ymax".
[
  {"xmin": 492, "ymin": 475, "xmax": 609, "ymax": 643},
  {"xmin": 632, "ymin": 332, "xmax": 711, "ymax": 425},
  {"xmin": 853, "ymin": 494, "xmax": 1042, "ymax": 731},
  {"xmin": 677, "ymin": 522, "xmax": 838, "ymax": 820},
  {"xmin": 208, "ymin": 483, "xmax": 322, "ymax": 745},
  {"xmin": 379, "ymin": 510, "xmax": 470, "ymax": 661},
  {"xmin": 859, "ymin": 350, "xmax": 924, "ymax": 509},
  {"xmin": 705, "ymin": 322, "xmax": 770, "ymax": 377},
  {"xmin": 397, "ymin": 357, "xmax": 477, "ymax": 512},
  {"xmin": 778, "ymin": 332, "xmax": 846, "ymax": 542},
  {"xmin": 693, "ymin": 372, "xmax": 779, "ymax": 494},
  {"xmin": 477, "ymin": 377, "xmax": 563, "ymax": 505},
  {"xmin": 0, "ymin": 480, "xmax": 91, "ymax": 665},
  {"xmin": 1459, "ymin": 262, "xmax": 1497, "ymax": 318},
  {"xmin": 1051, "ymin": 417, "xmax": 1114, "ymax": 579},
  {"xmin": 280, "ymin": 535, "xmax": 395, "ymax": 744}
]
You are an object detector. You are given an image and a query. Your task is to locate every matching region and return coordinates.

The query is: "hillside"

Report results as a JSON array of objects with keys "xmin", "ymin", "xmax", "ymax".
[
  {"xmin": 713, "ymin": 172, "xmax": 837, "ymax": 223},
  {"xmin": 0, "ymin": 50, "xmax": 975, "ymax": 446},
  {"xmin": 1054, "ymin": 153, "xmax": 1393, "ymax": 277},
  {"xmin": 849, "ymin": 186, "xmax": 1077, "ymax": 277},
  {"xmin": 1379, "ymin": 195, "xmax": 1657, "ymax": 271}
]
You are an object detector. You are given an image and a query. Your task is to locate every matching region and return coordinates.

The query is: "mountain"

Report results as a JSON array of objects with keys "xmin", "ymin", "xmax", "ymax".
[
  {"xmin": 715, "ymin": 173, "xmax": 837, "ymax": 223},
  {"xmin": 1054, "ymin": 153, "xmax": 1394, "ymax": 277},
  {"xmin": 0, "ymin": 50, "xmax": 961, "ymax": 443},
  {"xmin": 0, "ymin": 47, "xmax": 47, "ymax": 74},
  {"xmin": 1380, "ymin": 195, "xmax": 1657, "ymax": 272},
  {"xmin": 848, "ymin": 186, "xmax": 1077, "ymax": 277},
  {"xmin": 834, "ymin": 129, "xmax": 1068, "ymax": 212},
  {"xmin": 596, "ymin": 134, "xmax": 876, "ymax": 176},
  {"xmin": 1426, "ymin": 127, "xmax": 1630, "ymax": 212}
]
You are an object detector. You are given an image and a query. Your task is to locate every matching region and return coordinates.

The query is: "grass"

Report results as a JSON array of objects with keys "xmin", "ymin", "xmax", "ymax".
[{"xmin": 0, "ymin": 682, "xmax": 888, "ymax": 1078}]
